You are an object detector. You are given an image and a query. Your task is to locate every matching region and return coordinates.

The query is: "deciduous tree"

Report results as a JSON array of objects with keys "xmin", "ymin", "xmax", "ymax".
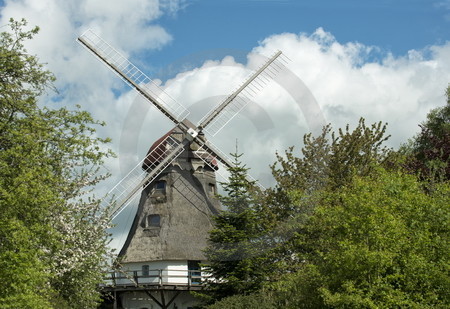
[
  {"xmin": 270, "ymin": 168, "xmax": 449, "ymax": 308},
  {"xmin": 268, "ymin": 118, "xmax": 393, "ymax": 221},
  {"xmin": 0, "ymin": 18, "xmax": 114, "ymax": 308},
  {"xmin": 403, "ymin": 86, "xmax": 450, "ymax": 183}
]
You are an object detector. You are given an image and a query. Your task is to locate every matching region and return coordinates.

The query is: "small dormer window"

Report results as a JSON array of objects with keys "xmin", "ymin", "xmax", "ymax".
[
  {"xmin": 142, "ymin": 214, "xmax": 161, "ymax": 237},
  {"xmin": 150, "ymin": 180, "xmax": 167, "ymax": 203},
  {"xmin": 155, "ymin": 180, "xmax": 166, "ymax": 190},
  {"xmin": 208, "ymin": 183, "xmax": 216, "ymax": 195},
  {"xmin": 147, "ymin": 214, "xmax": 160, "ymax": 227}
]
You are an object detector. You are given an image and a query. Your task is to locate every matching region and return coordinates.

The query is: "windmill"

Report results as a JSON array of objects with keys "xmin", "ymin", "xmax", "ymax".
[{"xmin": 78, "ymin": 30, "xmax": 288, "ymax": 309}]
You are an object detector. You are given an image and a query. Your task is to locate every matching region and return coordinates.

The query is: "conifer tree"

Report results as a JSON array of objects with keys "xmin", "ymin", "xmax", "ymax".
[{"xmin": 203, "ymin": 151, "xmax": 268, "ymax": 304}]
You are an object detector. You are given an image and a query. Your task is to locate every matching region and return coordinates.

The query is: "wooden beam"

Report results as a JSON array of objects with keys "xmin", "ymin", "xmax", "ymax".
[
  {"xmin": 143, "ymin": 290, "xmax": 182, "ymax": 309},
  {"xmin": 113, "ymin": 291, "xmax": 117, "ymax": 309},
  {"xmin": 165, "ymin": 290, "xmax": 182, "ymax": 308},
  {"xmin": 144, "ymin": 291, "xmax": 163, "ymax": 308},
  {"xmin": 160, "ymin": 290, "xmax": 166, "ymax": 308}
]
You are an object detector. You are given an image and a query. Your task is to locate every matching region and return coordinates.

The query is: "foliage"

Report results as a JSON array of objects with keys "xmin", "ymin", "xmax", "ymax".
[
  {"xmin": 0, "ymin": 18, "xmax": 114, "ymax": 308},
  {"xmin": 205, "ymin": 114, "xmax": 449, "ymax": 308},
  {"xmin": 262, "ymin": 113, "xmax": 449, "ymax": 307},
  {"xmin": 205, "ymin": 292, "xmax": 274, "ymax": 309},
  {"xmin": 268, "ymin": 168, "xmax": 449, "ymax": 308},
  {"xmin": 0, "ymin": 219, "xmax": 53, "ymax": 309},
  {"xmin": 201, "ymin": 152, "xmax": 271, "ymax": 305},
  {"xmin": 268, "ymin": 118, "xmax": 393, "ymax": 221},
  {"xmin": 403, "ymin": 86, "xmax": 450, "ymax": 183},
  {"xmin": 273, "ymin": 118, "xmax": 392, "ymax": 190},
  {"xmin": 260, "ymin": 119, "xmax": 396, "ymax": 275}
]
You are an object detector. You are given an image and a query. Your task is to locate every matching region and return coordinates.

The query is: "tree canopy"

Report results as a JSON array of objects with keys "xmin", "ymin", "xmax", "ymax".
[
  {"xmin": 204, "ymin": 105, "xmax": 450, "ymax": 308},
  {"xmin": 270, "ymin": 167, "xmax": 449, "ymax": 308},
  {"xmin": 403, "ymin": 86, "xmax": 450, "ymax": 183},
  {"xmin": 0, "ymin": 18, "xmax": 114, "ymax": 308}
]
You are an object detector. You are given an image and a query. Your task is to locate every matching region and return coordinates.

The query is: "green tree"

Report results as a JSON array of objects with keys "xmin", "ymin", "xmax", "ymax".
[
  {"xmin": 202, "ymin": 152, "xmax": 270, "ymax": 305},
  {"xmin": 0, "ymin": 18, "xmax": 113, "ymax": 308},
  {"xmin": 268, "ymin": 168, "xmax": 449, "ymax": 308},
  {"xmin": 403, "ymin": 86, "xmax": 450, "ymax": 183},
  {"xmin": 205, "ymin": 292, "xmax": 274, "ymax": 309},
  {"xmin": 268, "ymin": 118, "xmax": 393, "ymax": 220},
  {"xmin": 263, "ymin": 119, "xmax": 395, "ymax": 273},
  {"xmin": 204, "ymin": 117, "xmax": 449, "ymax": 308}
]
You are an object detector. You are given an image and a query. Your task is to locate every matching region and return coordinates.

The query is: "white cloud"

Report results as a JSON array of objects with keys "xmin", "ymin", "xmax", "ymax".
[
  {"xmin": 0, "ymin": 1, "xmax": 184, "ymax": 245},
  {"xmin": 251, "ymin": 29, "xmax": 449, "ymax": 145},
  {"xmin": 2, "ymin": 1, "xmax": 449, "ymax": 247},
  {"xmin": 0, "ymin": 0, "xmax": 183, "ymax": 171},
  {"xmin": 0, "ymin": 0, "xmax": 175, "ymax": 103},
  {"xmin": 5, "ymin": 1, "xmax": 447, "ymax": 188},
  {"xmin": 146, "ymin": 29, "xmax": 449, "ymax": 189}
]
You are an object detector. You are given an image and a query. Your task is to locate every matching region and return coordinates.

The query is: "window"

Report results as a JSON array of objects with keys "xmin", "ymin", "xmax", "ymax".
[
  {"xmin": 155, "ymin": 180, "xmax": 166, "ymax": 190},
  {"xmin": 208, "ymin": 183, "xmax": 216, "ymax": 195},
  {"xmin": 188, "ymin": 260, "xmax": 201, "ymax": 284},
  {"xmin": 151, "ymin": 180, "xmax": 166, "ymax": 203},
  {"xmin": 142, "ymin": 214, "xmax": 161, "ymax": 237},
  {"xmin": 147, "ymin": 214, "xmax": 160, "ymax": 227},
  {"xmin": 142, "ymin": 265, "xmax": 149, "ymax": 276}
]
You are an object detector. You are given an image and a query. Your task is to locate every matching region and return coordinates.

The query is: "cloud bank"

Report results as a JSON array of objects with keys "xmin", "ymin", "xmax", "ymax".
[
  {"xmin": 1, "ymin": 0, "xmax": 449, "ymax": 248},
  {"xmin": 157, "ymin": 28, "xmax": 450, "ymax": 186}
]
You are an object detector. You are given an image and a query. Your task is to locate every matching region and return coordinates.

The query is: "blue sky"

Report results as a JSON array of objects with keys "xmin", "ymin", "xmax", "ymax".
[
  {"xmin": 1, "ymin": 0, "xmax": 449, "ymax": 247},
  {"xmin": 166, "ymin": 0, "xmax": 447, "ymax": 54},
  {"xmin": 146, "ymin": 0, "xmax": 449, "ymax": 76}
]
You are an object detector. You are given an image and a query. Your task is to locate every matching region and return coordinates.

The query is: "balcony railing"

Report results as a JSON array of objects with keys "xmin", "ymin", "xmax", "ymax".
[{"xmin": 102, "ymin": 269, "xmax": 209, "ymax": 289}]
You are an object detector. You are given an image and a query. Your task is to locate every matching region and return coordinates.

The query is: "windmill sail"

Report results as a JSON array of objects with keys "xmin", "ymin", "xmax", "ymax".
[
  {"xmin": 102, "ymin": 135, "xmax": 184, "ymax": 219},
  {"xmin": 78, "ymin": 29, "xmax": 290, "ymax": 308},
  {"xmin": 199, "ymin": 50, "xmax": 287, "ymax": 136},
  {"xmin": 78, "ymin": 29, "xmax": 189, "ymax": 124},
  {"xmin": 79, "ymin": 30, "xmax": 286, "ymax": 219}
]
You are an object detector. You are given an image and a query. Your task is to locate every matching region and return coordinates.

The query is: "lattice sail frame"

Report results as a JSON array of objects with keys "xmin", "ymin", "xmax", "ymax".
[
  {"xmin": 79, "ymin": 29, "xmax": 290, "ymax": 217},
  {"xmin": 102, "ymin": 135, "xmax": 184, "ymax": 219},
  {"xmin": 194, "ymin": 140, "xmax": 265, "ymax": 190},
  {"xmin": 198, "ymin": 51, "xmax": 290, "ymax": 136},
  {"xmin": 78, "ymin": 29, "xmax": 189, "ymax": 124}
]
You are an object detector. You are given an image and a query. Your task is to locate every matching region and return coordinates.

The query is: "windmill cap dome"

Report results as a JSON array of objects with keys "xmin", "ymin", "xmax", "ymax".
[{"xmin": 142, "ymin": 128, "xmax": 218, "ymax": 170}]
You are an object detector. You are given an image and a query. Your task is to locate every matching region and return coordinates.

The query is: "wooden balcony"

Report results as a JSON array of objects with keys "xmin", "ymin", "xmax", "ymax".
[{"xmin": 101, "ymin": 269, "xmax": 209, "ymax": 292}]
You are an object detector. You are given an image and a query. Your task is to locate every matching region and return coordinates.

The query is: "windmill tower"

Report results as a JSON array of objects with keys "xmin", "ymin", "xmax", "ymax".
[{"xmin": 78, "ymin": 30, "xmax": 288, "ymax": 309}]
